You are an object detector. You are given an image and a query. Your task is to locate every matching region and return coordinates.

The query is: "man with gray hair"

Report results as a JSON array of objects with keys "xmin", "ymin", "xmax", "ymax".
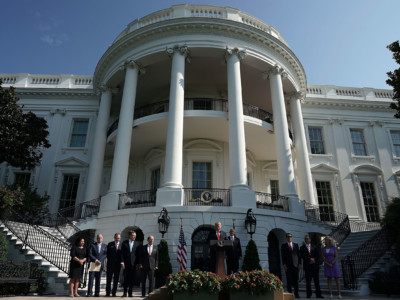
[
  {"xmin": 299, "ymin": 235, "xmax": 323, "ymax": 298},
  {"xmin": 87, "ymin": 233, "xmax": 107, "ymax": 297}
]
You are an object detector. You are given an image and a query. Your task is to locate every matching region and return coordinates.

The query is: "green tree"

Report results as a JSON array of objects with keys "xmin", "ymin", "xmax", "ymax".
[
  {"xmin": 155, "ymin": 239, "xmax": 172, "ymax": 287},
  {"xmin": 381, "ymin": 197, "xmax": 400, "ymax": 261},
  {"xmin": 0, "ymin": 80, "xmax": 50, "ymax": 170},
  {"xmin": 242, "ymin": 239, "xmax": 262, "ymax": 271},
  {"xmin": 387, "ymin": 41, "xmax": 400, "ymax": 118},
  {"xmin": 0, "ymin": 232, "xmax": 7, "ymax": 262}
]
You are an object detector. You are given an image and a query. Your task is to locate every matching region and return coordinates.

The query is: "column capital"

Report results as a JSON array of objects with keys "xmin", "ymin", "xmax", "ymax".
[
  {"xmin": 225, "ymin": 47, "xmax": 246, "ymax": 61},
  {"xmin": 123, "ymin": 60, "xmax": 146, "ymax": 75},
  {"xmin": 263, "ymin": 64, "xmax": 288, "ymax": 79},
  {"xmin": 286, "ymin": 91, "xmax": 305, "ymax": 102},
  {"xmin": 96, "ymin": 84, "xmax": 119, "ymax": 96},
  {"xmin": 166, "ymin": 45, "xmax": 191, "ymax": 62}
]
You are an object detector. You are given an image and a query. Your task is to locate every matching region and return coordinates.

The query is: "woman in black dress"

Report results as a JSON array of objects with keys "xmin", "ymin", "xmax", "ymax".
[{"xmin": 69, "ymin": 237, "xmax": 87, "ymax": 297}]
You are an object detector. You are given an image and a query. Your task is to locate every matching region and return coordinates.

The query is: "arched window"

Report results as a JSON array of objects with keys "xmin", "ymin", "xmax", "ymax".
[{"xmin": 191, "ymin": 225, "xmax": 214, "ymax": 271}]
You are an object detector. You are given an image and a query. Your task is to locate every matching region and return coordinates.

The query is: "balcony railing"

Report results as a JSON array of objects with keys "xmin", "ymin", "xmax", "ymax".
[
  {"xmin": 255, "ymin": 192, "xmax": 289, "ymax": 212},
  {"xmin": 107, "ymin": 98, "xmax": 273, "ymax": 137},
  {"xmin": 119, "ymin": 190, "xmax": 156, "ymax": 209},
  {"xmin": 183, "ymin": 188, "xmax": 231, "ymax": 206},
  {"xmin": 58, "ymin": 197, "xmax": 101, "ymax": 221}
]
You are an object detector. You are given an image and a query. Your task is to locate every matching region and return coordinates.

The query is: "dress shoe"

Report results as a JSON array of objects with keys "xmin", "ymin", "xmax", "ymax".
[
  {"xmin": 128, "ymin": 295, "xmax": 133, "ymax": 297},
  {"xmin": 112, "ymin": 294, "xmax": 116, "ymax": 297},
  {"xmin": 86, "ymin": 295, "xmax": 92, "ymax": 297},
  {"xmin": 295, "ymin": 295, "xmax": 301, "ymax": 299},
  {"xmin": 94, "ymin": 295, "xmax": 100, "ymax": 298},
  {"xmin": 317, "ymin": 296, "xmax": 324, "ymax": 298},
  {"xmin": 122, "ymin": 293, "xmax": 127, "ymax": 297},
  {"xmin": 105, "ymin": 293, "xmax": 110, "ymax": 297}
]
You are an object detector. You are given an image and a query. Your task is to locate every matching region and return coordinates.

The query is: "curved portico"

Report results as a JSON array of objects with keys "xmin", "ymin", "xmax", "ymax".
[{"xmin": 87, "ymin": 4, "xmax": 315, "ymax": 213}]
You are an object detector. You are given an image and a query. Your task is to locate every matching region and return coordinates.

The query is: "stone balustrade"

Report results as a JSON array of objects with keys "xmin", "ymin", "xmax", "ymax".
[
  {"xmin": 307, "ymin": 84, "xmax": 393, "ymax": 101},
  {"xmin": 113, "ymin": 4, "xmax": 288, "ymax": 45},
  {"xmin": 0, "ymin": 74, "xmax": 93, "ymax": 89}
]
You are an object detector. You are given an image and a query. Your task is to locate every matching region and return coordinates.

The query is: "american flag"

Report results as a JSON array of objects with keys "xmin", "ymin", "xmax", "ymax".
[{"xmin": 177, "ymin": 223, "xmax": 187, "ymax": 271}]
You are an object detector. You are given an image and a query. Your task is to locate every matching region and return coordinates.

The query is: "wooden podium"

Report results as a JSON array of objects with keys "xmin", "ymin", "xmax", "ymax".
[{"xmin": 209, "ymin": 239, "xmax": 233, "ymax": 278}]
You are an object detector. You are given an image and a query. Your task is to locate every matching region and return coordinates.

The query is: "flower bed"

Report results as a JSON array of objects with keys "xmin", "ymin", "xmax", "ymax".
[
  {"xmin": 166, "ymin": 269, "xmax": 221, "ymax": 295},
  {"xmin": 222, "ymin": 270, "xmax": 283, "ymax": 295},
  {"xmin": 166, "ymin": 269, "xmax": 283, "ymax": 297}
]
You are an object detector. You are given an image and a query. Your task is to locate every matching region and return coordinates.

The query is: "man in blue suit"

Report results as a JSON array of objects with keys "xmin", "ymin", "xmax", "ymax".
[{"xmin": 87, "ymin": 233, "xmax": 107, "ymax": 297}]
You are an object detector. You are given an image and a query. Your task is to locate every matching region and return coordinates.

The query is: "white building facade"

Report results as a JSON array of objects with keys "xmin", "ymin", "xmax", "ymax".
[{"xmin": 0, "ymin": 5, "xmax": 398, "ymax": 273}]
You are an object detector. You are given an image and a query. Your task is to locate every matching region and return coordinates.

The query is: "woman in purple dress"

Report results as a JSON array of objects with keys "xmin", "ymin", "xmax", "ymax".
[{"xmin": 321, "ymin": 236, "xmax": 341, "ymax": 299}]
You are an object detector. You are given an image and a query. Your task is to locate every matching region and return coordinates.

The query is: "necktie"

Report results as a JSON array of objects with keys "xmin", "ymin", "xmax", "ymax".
[
  {"xmin": 130, "ymin": 241, "xmax": 133, "ymax": 252},
  {"xmin": 217, "ymin": 232, "xmax": 220, "ymax": 240},
  {"xmin": 148, "ymin": 245, "xmax": 152, "ymax": 255},
  {"xmin": 307, "ymin": 244, "xmax": 311, "ymax": 254},
  {"xmin": 116, "ymin": 242, "xmax": 119, "ymax": 250},
  {"xmin": 289, "ymin": 243, "xmax": 292, "ymax": 250}
]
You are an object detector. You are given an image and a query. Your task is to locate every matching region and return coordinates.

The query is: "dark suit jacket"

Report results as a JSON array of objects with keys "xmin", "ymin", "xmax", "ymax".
[
  {"xmin": 281, "ymin": 242, "xmax": 300, "ymax": 269},
  {"xmin": 89, "ymin": 242, "xmax": 107, "ymax": 268},
  {"xmin": 121, "ymin": 239, "xmax": 140, "ymax": 269},
  {"xmin": 225, "ymin": 235, "xmax": 242, "ymax": 261},
  {"xmin": 299, "ymin": 244, "xmax": 320, "ymax": 271},
  {"xmin": 139, "ymin": 244, "xmax": 158, "ymax": 271},
  {"xmin": 207, "ymin": 230, "xmax": 227, "ymax": 243},
  {"xmin": 107, "ymin": 241, "xmax": 122, "ymax": 269}
]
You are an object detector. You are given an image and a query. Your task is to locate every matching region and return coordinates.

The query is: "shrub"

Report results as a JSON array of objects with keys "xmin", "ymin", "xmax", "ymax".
[
  {"xmin": 0, "ymin": 232, "xmax": 7, "ymax": 262},
  {"xmin": 242, "ymin": 239, "xmax": 261, "ymax": 271},
  {"xmin": 382, "ymin": 197, "xmax": 400, "ymax": 262}
]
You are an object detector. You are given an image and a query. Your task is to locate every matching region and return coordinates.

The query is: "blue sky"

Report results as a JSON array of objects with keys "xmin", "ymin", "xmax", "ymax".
[{"xmin": 0, "ymin": 0, "xmax": 399, "ymax": 89}]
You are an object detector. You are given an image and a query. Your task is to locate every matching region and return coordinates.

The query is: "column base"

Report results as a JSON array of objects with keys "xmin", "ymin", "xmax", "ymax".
[
  {"xmin": 99, "ymin": 192, "xmax": 120, "ymax": 212},
  {"xmin": 230, "ymin": 187, "xmax": 256, "ymax": 208},
  {"xmin": 156, "ymin": 187, "xmax": 183, "ymax": 207},
  {"xmin": 287, "ymin": 195, "xmax": 306, "ymax": 218}
]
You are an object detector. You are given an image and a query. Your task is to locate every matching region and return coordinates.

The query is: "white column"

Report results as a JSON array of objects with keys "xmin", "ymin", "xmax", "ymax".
[
  {"xmin": 290, "ymin": 93, "xmax": 316, "ymax": 204},
  {"xmin": 268, "ymin": 66, "xmax": 297, "ymax": 197},
  {"xmin": 226, "ymin": 48, "xmax": 248, "ymax": 189},
  {"xmin": 84, "ymin": 86, "xmax": 112, "ymax": 202},
  {"xmin": 163, "ymin": 46, "xmax": 188, "ymax": 189},
  {"xmin": 108, "ymin": 61, "xmax": 139, "ymax": 195},
  {"xmin": 157, "ymin": 46, "xmax": 188, "ymax": 207},
  {"xmin": 226, "ymin": 48, "xmax": 256, "ymax": 208}
]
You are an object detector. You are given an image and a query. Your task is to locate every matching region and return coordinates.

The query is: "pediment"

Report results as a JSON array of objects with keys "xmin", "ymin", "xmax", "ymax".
[
  {"xmin": 262, "ymin": 161, "xmax": 278, "ymax": 171},
  {"xmin": 246, "ymin": 150, "xmax": 256, "ymax": 167},
  {"xmin": 183, "ymin": 139, "xmax": 222, "ymax": 152},
  {"xmin": 55, "ymin": 156, "xmax": 89, "ymax": 167},
  {"xmin": 351, "ymin": 164, "xmax": 382, "ymax": 174},
  {"xmin": 144, "ymin": 148, "xmax": 165, "ymax": 162},
  {"xmin": 311, "ymin": 163, "xmax": 338, "ymax": 173}
]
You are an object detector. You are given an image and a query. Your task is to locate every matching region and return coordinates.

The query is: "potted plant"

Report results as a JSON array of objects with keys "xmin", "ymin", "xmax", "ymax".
[
  {"xmin": 166, "ymin": 269, "xmax": 221, "ymax": 300},
  {"xmin": 155, "ymin": 239, "xmax": 172, "ymax": 288},
  {"xmin": 222, "ymin": 270, "xmax": 283, "ymax": 300}
]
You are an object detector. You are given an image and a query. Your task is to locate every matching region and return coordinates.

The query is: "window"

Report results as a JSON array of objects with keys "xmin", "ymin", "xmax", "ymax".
[
  {"xmin": 350, "ymin": 129, "xmax": 367, "ymax": 156},
  {"xmin": 391, "ymin": 131, "xmax": 400, "ymax": 157},
  {"xmin": 270, "ymin": 180, "xmax": 280, "ymax": 201},
  {"xmin": 14, "ymin": 172, "xmax": 31, "ymax": 187},
  {"xmin": 70, "ymin": 120, "xmax": 89, "ymax": 147},
  {"xmin": 151, "ymin": 168, "xmax": 161, "ymax": 191},
  {"xmin": 360, "ymin": 182, "xmax": 379, "ymax": 222},
  {"xmin": 192, "ymin": 162, "xmax": 212, "ymax": 189},
  {"xmin": 316, "ymin": 181, "xmax": 335, "ymax": 222},
  {"xmin": 59, "ymin": 174, "xmax": 80, "ymax": 210},
  {"xmin": 308, "ymin": 127, "xmax": 325, "ymax": 154}
]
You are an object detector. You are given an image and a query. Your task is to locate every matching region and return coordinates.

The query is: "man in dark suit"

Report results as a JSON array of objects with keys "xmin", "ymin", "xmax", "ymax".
[
  {"xmin": 106, "ymin": 233, "xmax": 122, "ymax": 297},
  {"xmin": 207, "ymin": 221, "xmax": 227, "ymax": 273},
  {"xmin": 225, "ymin": 228, "xmax": 242, "ymax": 275},
  {"xmin": 121, "ymin": 230, "xmax": 140, "ymax": 297},
  {"xmin": 138, "ymin": 235, "xmax": 158, "ymax": 297},
  {"xmin": 281, "ymin": 232, "xmax": 301, "ymax": 298},
  {"xmin": 87, "ymin": 233, "xmax": 107, "ymax": 297},
  {"xmin": 300, "ymin": 235, "xmax": 323, "ymax": 298}
]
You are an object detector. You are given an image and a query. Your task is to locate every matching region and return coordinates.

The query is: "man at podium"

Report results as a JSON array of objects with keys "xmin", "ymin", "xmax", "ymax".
[{"xmin": 207, "ymin": 221, "xmax": 227, "ymax": 273}]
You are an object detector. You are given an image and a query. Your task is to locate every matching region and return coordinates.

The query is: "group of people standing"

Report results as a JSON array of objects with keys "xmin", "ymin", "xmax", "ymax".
[
  {"xmin": 281, "ymin": 233, "xmax": 341, "ymax": 299},
  {"xmin": 68, "ymin": 231, "xmax": 158, "ymax": 298}
]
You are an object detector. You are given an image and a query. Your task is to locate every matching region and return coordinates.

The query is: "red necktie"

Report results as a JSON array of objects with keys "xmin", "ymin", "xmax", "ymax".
[{"xmin": 217, "ymin": 232, "xmax": 220, "ymax": 240}]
